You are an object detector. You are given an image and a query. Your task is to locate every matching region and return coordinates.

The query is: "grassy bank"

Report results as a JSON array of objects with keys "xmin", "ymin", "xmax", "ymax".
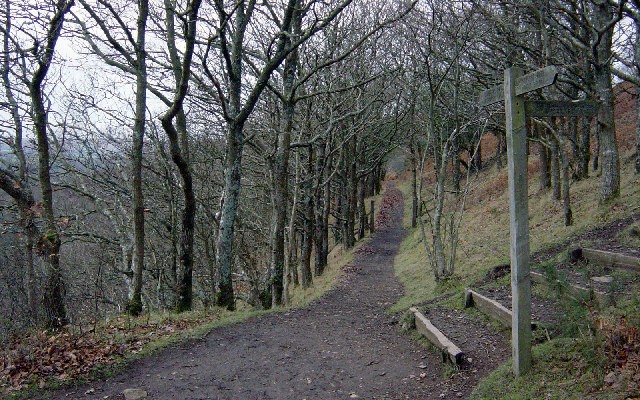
[
  {"xmin": 391, "ymin": 148, "xmax": 640, "ymax": 398},
  {"xmin": 392, "ymin": 156, "xmax": 640, "ymax": 310}
]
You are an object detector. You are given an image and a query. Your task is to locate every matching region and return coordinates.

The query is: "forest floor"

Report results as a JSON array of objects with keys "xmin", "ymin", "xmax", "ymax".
[{"xmin": 35, "ymin": 183, "xmax": 507, "ymax": 400}]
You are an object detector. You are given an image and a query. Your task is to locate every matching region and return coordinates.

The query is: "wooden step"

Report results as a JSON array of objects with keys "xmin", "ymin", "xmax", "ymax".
[
  {"xmin": 409, "ymin": 307, "xmax": 464, "ymax": 365},
  {"xmin": 464, "ymin": 288, "xmax": 511, "ymax": 327},
  {"xmin": 580, "ymin": 248, "xmax": 640, "ymax": 272},
  {"xmin": 464, "ymin": 288, "xmax": 539, "ymax": 329}
]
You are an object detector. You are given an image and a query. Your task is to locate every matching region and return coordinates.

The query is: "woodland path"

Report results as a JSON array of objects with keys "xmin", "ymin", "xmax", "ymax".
[{"xmin": 45, "ymin": 183, "xmax": 459, "ymax": 400}]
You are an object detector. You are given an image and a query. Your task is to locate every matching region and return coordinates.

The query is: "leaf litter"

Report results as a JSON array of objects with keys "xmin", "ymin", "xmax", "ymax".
[{"xmin": 0, "ymin": 310, "xmax": 223, "ymax": 396}]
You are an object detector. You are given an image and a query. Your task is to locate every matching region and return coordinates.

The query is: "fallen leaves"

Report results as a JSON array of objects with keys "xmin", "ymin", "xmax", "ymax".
[
  {"xmin": 375, "ymin": 187, "xmax": 402, "ymax": 230},
  {"xmin": 1, "ymin": 330, "xmax": 125, "ymax": 394},
  {"xmin": 354, "ymin": 246, "xmax": 376, "ymax": 255},
  {"xmin": 594, "ymin": 314, "xmax": 640, "ymax": 394},
  {"xmin": 0, "ymin": 310, "xmax": 223, "ymax": 396}
]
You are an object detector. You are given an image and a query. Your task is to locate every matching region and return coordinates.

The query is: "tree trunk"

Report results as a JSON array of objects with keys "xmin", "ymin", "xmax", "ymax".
[
  {"xmin": 409, "ymin": 143, "xmax": 418, "ymax": 228},
  {"xmin": 314, "ymin": 140, "xmax": 327, "ymax": 276},
  {"xmin": 269, "ymin": 114, "xmax": 290, "ymax": 306},
  {"xmin": 592, "ymin": 1, "xmax": 620, "ymax": 202},
  {"xmin": 203, "ymin": 233, "xmax": 216, "ymax": 305},
  {"xmin": 452, "ymin": 139, "xmax": 461, "ymax": 192},
  {"xmin": 24, "ymin": 236, "xmax": 37, "ymax": 323},
  {"xmin": 369, "ymin": 199, "xmax": 375, "ymax": 234},
  {"xmin": 271, "ymin": 4, "xmax": 303, "ymax": 305},
  {"xmin": 33, "ymin": 114, "xmax": 66, "ymax": 329},
  {"xmin": 300, "ymin": 149, "xmax": 314, "ymax": 288},
  {"xmin": 471, "ymin": 139, "xmax": 482, "ymax": 173},
  {"xmin": 433, "ymin": 142, "xmax": 449, "ymax": 279},
  {"xmin": 568, "ymin": 116, "xmax": 579, "ymax": 172},
  {"xmin": 357, "ymin": 178, "xmax": 366, "ymax": 240},
  {"xmin": 168, "ymin": 179, "xmax": 178, "ymax": 304},
  {"xmin": 160, "ymin": 0, "xmax": 201, "ymax": 313},
  {"xmin": 215, "ymin": 122, "xmax": 244, "ymax": 310},
  {"xmin": 636, "ymin": 86, "xmax": 640, "ymax": 174},
  {"xmin": 348, "ymin": 144, "xmax": 358, "ymax": 247},
  {"xmin": 341, "ymin": 139, "xmax": 356, "ymax": 249},
  {"xmin": 551, "ymin": 133, "xmax": 561, "ymax": 200},
  {"xmin": 496, "ymin": 132, "xmax": 504, "ymax": 170},
  {"xmin": 270, "ymin": 12, "xmax": 299, "ymax": 304},
  {"xmin": 213, "ymin": 0, "xmax": 303, "ymax": 309},
  {"xmin": 577, "ymin": 116, "xmax": 591, "ymax": 179},
  {"xmin": 161, "ymin": 123, "xmax": 196, "ymax": 313},
  {"xmin": 27, "ymin": 0, "xmax": 74, "ymax": 328},
  {"xmin": 214, "ymin": 1, "xmax": 248, "ymax": 311},
  {"xmin": 126, "ymin": 0, "xmax": 149, "ymax": 316},
  {"xmin": 286, "ymin": 152, "xmax": 301, "ymax": 290},
  {"xmin": 321, "ymin": 155, "xmax": 331, "ymax": 267},
  {"xmin": 289, "ymin": 230, "xmax": 299, "ymax": 287},
  {"xmin": 560, "ymin": 143, "xmax": 573, "ymax": 226},
  {"xmin": 539, "ymin": 139, "xmax": 551, "ymax": 191}
]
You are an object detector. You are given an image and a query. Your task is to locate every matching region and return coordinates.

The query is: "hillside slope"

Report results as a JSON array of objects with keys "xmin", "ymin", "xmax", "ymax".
[{"xmin": 392, "ymin": 86, "xmax": 640, "ymax": 398}]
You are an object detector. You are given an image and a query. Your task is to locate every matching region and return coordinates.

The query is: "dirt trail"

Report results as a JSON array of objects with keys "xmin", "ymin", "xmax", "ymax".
[{"xmin": 44, "ymin": 184, "xmax": 458, "ymax": 400}]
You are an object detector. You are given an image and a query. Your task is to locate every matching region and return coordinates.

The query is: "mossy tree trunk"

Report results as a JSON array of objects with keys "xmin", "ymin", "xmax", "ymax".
[
  {"xmin": 127, "ymin": 0, "xmax": 149, "ymax": 316},
  {"xmin": 159, "ymin": 0, "xmax": 202, "ymax": 313},
  {"xmin": 28, "ymin": 0, "xmax": 74, "ymax": 328}
]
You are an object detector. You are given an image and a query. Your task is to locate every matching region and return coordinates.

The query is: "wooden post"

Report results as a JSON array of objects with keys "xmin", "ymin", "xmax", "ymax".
[
  {"xmin": 369, "ymin": 199, "xmax": 375, "ymax": 233},
  {"xmin": 479, "ymin": 65, "xmax": 596, "ymax": 377},
  {"xmin": 504, "ymin": 67, "xmax": 532, "ymax": 376}
]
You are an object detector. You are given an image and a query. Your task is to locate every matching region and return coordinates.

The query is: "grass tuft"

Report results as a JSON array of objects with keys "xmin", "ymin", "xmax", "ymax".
[{"xmin": 470, "ymin": 337, "xmax": 613, "ymax": 400}]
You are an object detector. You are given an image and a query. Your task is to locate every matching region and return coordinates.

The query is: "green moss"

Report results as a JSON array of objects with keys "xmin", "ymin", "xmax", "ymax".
[{"xmin": 125, "ymin": 296, "xmax": 143, "ymax": 316}]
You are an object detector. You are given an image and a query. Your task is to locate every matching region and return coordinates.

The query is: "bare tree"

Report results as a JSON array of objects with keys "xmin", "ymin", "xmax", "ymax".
[
  {"xmin": 404, "ymin": 0, "xmax": 484, "ymax": 280},
  {"xmin": 544, "ymin": 0, "xmax": 624, "ymax": 201},
  {"xmin": 612, "ymin": 0, "xmax": 640, "ymax": 174},
  {"xmin": 73, "ymin": 0, "xmax": 150, "ymax": 315},
  {"xmin": 205, "ymin": 0, "xmax": 353, "ymax": 310},
  {"xmin": 158, "ymin": 0, "xmax": 202, "ymax": 312},
  {"xmin": 0, "ymin": 0, "xmax": 74, "ymax": 328}
]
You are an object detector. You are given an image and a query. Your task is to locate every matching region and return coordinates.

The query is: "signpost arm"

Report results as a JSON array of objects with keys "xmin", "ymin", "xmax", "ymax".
[{"xmin": 504, "ymin": 67, "xmax": 532, "ymax": 376}]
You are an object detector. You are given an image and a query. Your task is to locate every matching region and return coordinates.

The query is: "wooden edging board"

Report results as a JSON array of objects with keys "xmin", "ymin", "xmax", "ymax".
[
  {"xmin": 530, "ymin": 271, "xmax": 606, "ymax": 303},
  {"xmin": 464, "ymin": 288, "xmax": 512, "ymax": 327},
  {"xmin": 409, "ymin": 307, "xmax": 464, "ymax": 365},
  {"xmin": 581, "ymin": 248, "xmax": 640, "ymax": 272}
]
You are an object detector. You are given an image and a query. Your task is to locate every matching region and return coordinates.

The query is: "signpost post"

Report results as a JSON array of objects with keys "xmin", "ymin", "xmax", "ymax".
[{"xmin": 478, "ymin": 66, "xmax": 597, "ymax": 376}]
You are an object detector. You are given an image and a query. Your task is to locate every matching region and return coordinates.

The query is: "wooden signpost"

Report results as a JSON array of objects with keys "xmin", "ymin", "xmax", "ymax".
[{"xmin": 478, "ymin": 66, "xmax": 597, "ymax": 376}]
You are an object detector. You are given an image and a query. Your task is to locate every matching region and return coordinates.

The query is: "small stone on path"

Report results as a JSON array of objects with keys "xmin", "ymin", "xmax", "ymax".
[
  {"xmin": 592, "ymin": 276, "xmax": 613, "ymax": 284},
  {"xmin": 123, "ymin": 388, "xmax": 147, "ymax": 400}
]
